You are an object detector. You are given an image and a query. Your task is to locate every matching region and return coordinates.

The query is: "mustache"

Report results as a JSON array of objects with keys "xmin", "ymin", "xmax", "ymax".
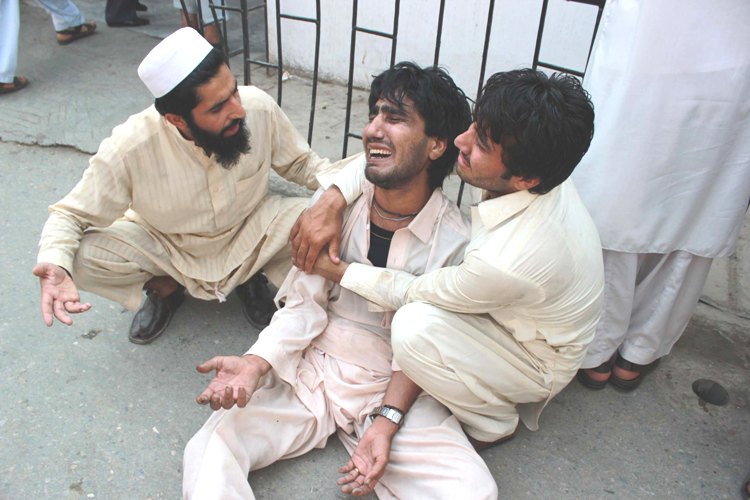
[
  {"xmin": 222, "ymin": 119, "xmax": 243, "ymax": 135},
  {"xmin": 364, "ymin": 138, "xmax": 394, "ymax": 149}
]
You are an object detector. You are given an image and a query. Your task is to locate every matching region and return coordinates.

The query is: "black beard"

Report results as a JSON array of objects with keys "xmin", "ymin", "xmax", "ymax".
[{"xmin": 186, "ymin": 117, "xmax": 251, "ymax": 169}]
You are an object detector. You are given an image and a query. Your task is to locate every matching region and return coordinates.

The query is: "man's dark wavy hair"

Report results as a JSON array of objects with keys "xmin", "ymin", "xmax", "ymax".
[
  {"xmin": 474, "ymin": 68, "xmax": 594, "ymax": 194},
  {"xmin": 154, "ymin": 48, "xmax": 227, "ymax": 119},
  {"xmin": 369, "ymin": 62, "xmax": 472, "ymax": 189}
]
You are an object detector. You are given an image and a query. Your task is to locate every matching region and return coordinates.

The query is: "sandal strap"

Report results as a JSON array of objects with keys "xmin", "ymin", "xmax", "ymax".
[
  {"xmin": 590, "ymin": 359, "xmax": 612, "ymax": 373},
  {"xmin": 57, "ymin": 22, "xmax": 94, "ymax": 35},
  {"xmin": 614, "ymin": 352, "xmax": 649, "ymax": 372},
  {"xmin": 57, "ymin": 25, "xmax": 83, "ymax": 35}
]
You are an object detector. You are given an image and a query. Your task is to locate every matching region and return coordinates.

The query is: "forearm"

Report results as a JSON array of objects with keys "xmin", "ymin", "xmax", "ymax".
[
  {"xmin": 275, "ymin": 148, "xmax": 331, "ymax": 191},
  {"xmin": 381, "ymin": 371, "xmax": 422, "ymax": 415},
  {"xmin": 38, "ymin": 154, "xmax": 133, "ymax": 268},
  {"xmin": 341, "ymin": 254, "xmax": 541, "ymax": 315},
  {"xmin": 291, "ymin": 185, "xmax": 350, "ymax": 272},
  {"xmin": 321, "ymin": 153, "xmax": 366, "ymax": 204},
  {"xmin": 271, "ymin": 107, "xmax": 365, "ymax": 191},
  {"xmin": 247, "ymin": 268, "xmax": 332, "ymax": 384},
  {"xmin": 312, "ymin": 253, "xmax": 349, "ymax": 284},
  {"xmin": 37, "ymin": 211, "xmax": 87, "ymax": 271},
  {"xmin": 318, "ymin": 185, "xmax": 348, "ymax": 215},
  {"xmin": 370, "ymin": 371, "xmax": 422, "ymax": 439},
  {"xmin": 339, "ymin": 263, "xmax": 412, "ymax": 310}
]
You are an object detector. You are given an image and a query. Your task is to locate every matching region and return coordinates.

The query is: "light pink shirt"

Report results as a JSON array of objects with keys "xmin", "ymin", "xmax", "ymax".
[{"xmin": 248, "ymin": 180, "xmax": 470, "ymax": 383}]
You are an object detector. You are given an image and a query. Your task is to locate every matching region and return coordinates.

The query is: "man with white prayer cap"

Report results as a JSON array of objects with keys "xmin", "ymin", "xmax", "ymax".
[{"xmin": 32, "ymin": 27, "xmax": 339, "ymax": 344}]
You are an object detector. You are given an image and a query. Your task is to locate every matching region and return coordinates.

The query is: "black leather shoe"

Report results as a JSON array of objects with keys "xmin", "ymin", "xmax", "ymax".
[
  {"xmin": 136, "ymin": 1, "xmax": 147, "ymax": 11},
  {"xmin": 128, "ymin": 287, "xmax": 185, "ymax": 344},
  {"xmin": 107, "ymin": 17, "xmax": 150, "ymax": 27},
  {"xmin": 235, "ymin": 273, "xmax": 277, "ymax": 329}
]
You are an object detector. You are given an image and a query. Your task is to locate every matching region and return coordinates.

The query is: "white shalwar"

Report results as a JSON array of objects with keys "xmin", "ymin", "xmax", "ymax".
[
  {"xmin": 183, "ymin": 182, "xmax": 498, "ymax": 499},
  {"xmin": 571, "ymin": 0, "xmax": 750, "ymax": 367}
]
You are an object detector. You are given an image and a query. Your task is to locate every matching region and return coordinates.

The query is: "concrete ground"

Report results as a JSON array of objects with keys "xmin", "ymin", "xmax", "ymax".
[{"xmin": 1, "ymin": 1, "xmax": 748, "ymax": 499}]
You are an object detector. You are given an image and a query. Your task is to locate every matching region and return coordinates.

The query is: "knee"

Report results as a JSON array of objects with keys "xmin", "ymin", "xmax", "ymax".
[
  {"xmin": 471, "ymin": 467, "xmax": 498, "ymax": 500},
  {"xmin": 437, "ymin": 461, "xmax": 497, "ymax": 500},
  {"xmin": 71, "ymin": 232, "xmax": 116, "ymax": 277},
  {"xmin": 391, "ymin": 302, "xmax": 441, "ymax": 369},
  {"xmin": 482, "ymin": 480, "xmax": 499, "ymax": 499},
  {"xmin": 182, "ymin": 421, "xmax": 218, "ymax": 477}
]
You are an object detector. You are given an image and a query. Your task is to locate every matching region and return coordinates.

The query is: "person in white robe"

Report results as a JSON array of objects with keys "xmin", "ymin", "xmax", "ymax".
[{"xmin": 573, "ymin": 0, "xmax": 750, "ymax": 390}]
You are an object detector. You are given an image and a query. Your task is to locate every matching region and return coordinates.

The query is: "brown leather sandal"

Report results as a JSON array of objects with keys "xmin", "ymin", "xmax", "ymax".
[
  {"xmin": 56, "ymin": 21, "xmax": 97, "ymax": 45},
  {"xmin": 0, "ymin": 76, "xmax": 29, "ymax": 95}
]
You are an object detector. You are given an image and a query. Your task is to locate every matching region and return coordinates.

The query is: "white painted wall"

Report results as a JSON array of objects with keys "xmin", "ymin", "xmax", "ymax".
[
  {"xmin": 266, "ymin": 0, "xmax": 749, "ymax": 319},
  {"xmin": 267, "ymin": 0, "xmax": 600, "ymax": 94}
]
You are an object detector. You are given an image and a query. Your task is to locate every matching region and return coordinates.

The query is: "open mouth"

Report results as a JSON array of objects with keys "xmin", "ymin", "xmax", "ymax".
[
  {"xmin": 368, "ymin": 147, "xmax": 392, "ymax": 161},
  {"xmin": 223, "ymin": 120, "xmax": 241, "ymax": 137}
]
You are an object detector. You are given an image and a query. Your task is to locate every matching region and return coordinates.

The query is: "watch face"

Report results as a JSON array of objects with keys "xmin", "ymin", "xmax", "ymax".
[
  {"xmin": 385, "ymin": 408, "xmax": 402, "ymax": 423},
  {"xmin": 369, "ymin": 406, "xmax": 404, "ymax": 425}
]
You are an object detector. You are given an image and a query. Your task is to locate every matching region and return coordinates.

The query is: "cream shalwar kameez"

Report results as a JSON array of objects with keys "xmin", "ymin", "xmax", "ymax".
[
  {"xmin": 37, "ymin": 86, "xmax": 336, "ymax": 310},
  {"xmin": 571, "ymin": 0, "xmax": 750, "ymax": 368},
  {"xmin": 183, "ymin": 181, "xmax": 498, "ymax": 499},
  {"xmin": 334, "ymin": 167, "xmax": 604, "ymax": 442}
]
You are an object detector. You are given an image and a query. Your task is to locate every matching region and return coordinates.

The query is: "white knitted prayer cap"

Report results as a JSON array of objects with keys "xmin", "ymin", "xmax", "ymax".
[{"xmin": 137, "ymin": 27, "xmax": 213, "ymax": 98}]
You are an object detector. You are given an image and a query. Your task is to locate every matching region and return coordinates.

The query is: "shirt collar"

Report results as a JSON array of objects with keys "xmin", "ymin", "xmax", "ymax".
[
  {"xmin": 364, "ymin": 183, "xmax": 445, "ymax": 244},
  {"xmin": 162, "ymin": 114, "xmax": 213, "ymax": 161},
  {"xmin": 475, "ymin": 189, "xmax": 538, "ymax": 229}
]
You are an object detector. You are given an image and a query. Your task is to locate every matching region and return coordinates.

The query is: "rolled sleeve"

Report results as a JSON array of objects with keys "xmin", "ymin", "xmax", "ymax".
[{"xmin": 246, "ymin": 268, "xmax": 332, "ymax": 385}]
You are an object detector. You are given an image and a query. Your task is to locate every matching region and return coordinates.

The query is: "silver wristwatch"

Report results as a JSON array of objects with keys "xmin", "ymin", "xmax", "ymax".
[{"xmin": 369, "ymin": 405, "xmax": 404, "ymax": 426}]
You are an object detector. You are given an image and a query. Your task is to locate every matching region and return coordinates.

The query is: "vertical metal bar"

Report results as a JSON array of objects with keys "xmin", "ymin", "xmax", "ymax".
[
  {"xmin": 432, "ymin": 0, "xmax": 446, "ymax": 67},
  {"xmin": 240, "ymin": 0, "xmax": 251, "ymax": 85},
  {"xmin": 275, "ymin": 0, "xmax": 283, "ymax": 104},
  {"xmin": 459, "ymin": 0, "xmax": 495, "ymax": 208},
  {"xmin": 195, "ymin": 0, "xmax": 205, "ymax": 35},
  {"xmin": 583, "ymin": 2, "xmax": 605, "ymax": 74},
  {"xmin": 204, "ymin": 1, "xmax": 228, "ymax": 56},
  {"xmin": 263, "ymin": 0, "xmax": 271, "ymax": 71},
  {"xmin": 179, "ymin": 0, "xmax": 200, "ymax": 34},
  {"xmin": 216, "ymin": 1, "xmax": 229, "ymax": 57},
  {"xmin": 342, "ymin": 0, "xmax": 358, "ymax": 158},
  {"xmin": 475, "ymin": 0, "xmax": 495, "ymax": 101},
  {"xmin": 532, "ymin": 0, "xmax": 550, "ymax": 71},
  {"xmin": 220, "ymin": 0, "xmax": 229, "ymax": 54},
  {"xmin": 307, "ymin": 0, "xmax": 321, "ymax": 145},
  {"xmin": 389, "ymin": 0, "xmax": 400, "ymax": 67}
]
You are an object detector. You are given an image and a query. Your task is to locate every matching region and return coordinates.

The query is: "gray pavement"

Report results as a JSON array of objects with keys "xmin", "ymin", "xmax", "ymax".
[{"xmin": 1, "ymin": 2, "xmax": 748, "ymax": 499}]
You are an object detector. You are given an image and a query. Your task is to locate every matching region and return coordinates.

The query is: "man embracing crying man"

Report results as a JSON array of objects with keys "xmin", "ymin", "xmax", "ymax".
[{"xmin": 185, "ymin": 49, "xmax": 603, "ymax": 500}]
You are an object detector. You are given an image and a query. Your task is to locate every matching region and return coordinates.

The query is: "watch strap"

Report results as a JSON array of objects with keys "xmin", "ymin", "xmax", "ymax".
[{"xmin": 369, "ymin": 405, "xmax": 404, "ymax": 426}]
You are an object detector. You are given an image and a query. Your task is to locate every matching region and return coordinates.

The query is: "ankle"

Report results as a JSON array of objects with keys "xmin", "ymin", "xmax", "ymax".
[
  {"xmin": 612, "ymin": 363, "xmax": 639, "ymax": 381},
  {"xmin": 584, "ymin": 368, "xmax": 611, "ymax": 383},
  {"xmin": 144, "ymin": 276, "xmax": 181, "ymax": 298}
]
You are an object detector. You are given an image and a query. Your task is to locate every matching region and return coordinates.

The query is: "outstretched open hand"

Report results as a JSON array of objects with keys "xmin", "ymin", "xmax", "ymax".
[
  {"xmin": 195, "ymin": 355, "xmax": 271, "ymax": 411},
  {"xmin": 32, "ymin": 262, "xmax": 91, "ymax": 326},
  {"xmin": 337, "ymin": 418, "xmax": 395, "ymax": 496}
]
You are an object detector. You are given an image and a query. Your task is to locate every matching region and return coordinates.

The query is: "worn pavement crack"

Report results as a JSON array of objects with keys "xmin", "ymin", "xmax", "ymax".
[{"xmin": 0, "ymin": 138, "xmax": 93, "ymax": 156}]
